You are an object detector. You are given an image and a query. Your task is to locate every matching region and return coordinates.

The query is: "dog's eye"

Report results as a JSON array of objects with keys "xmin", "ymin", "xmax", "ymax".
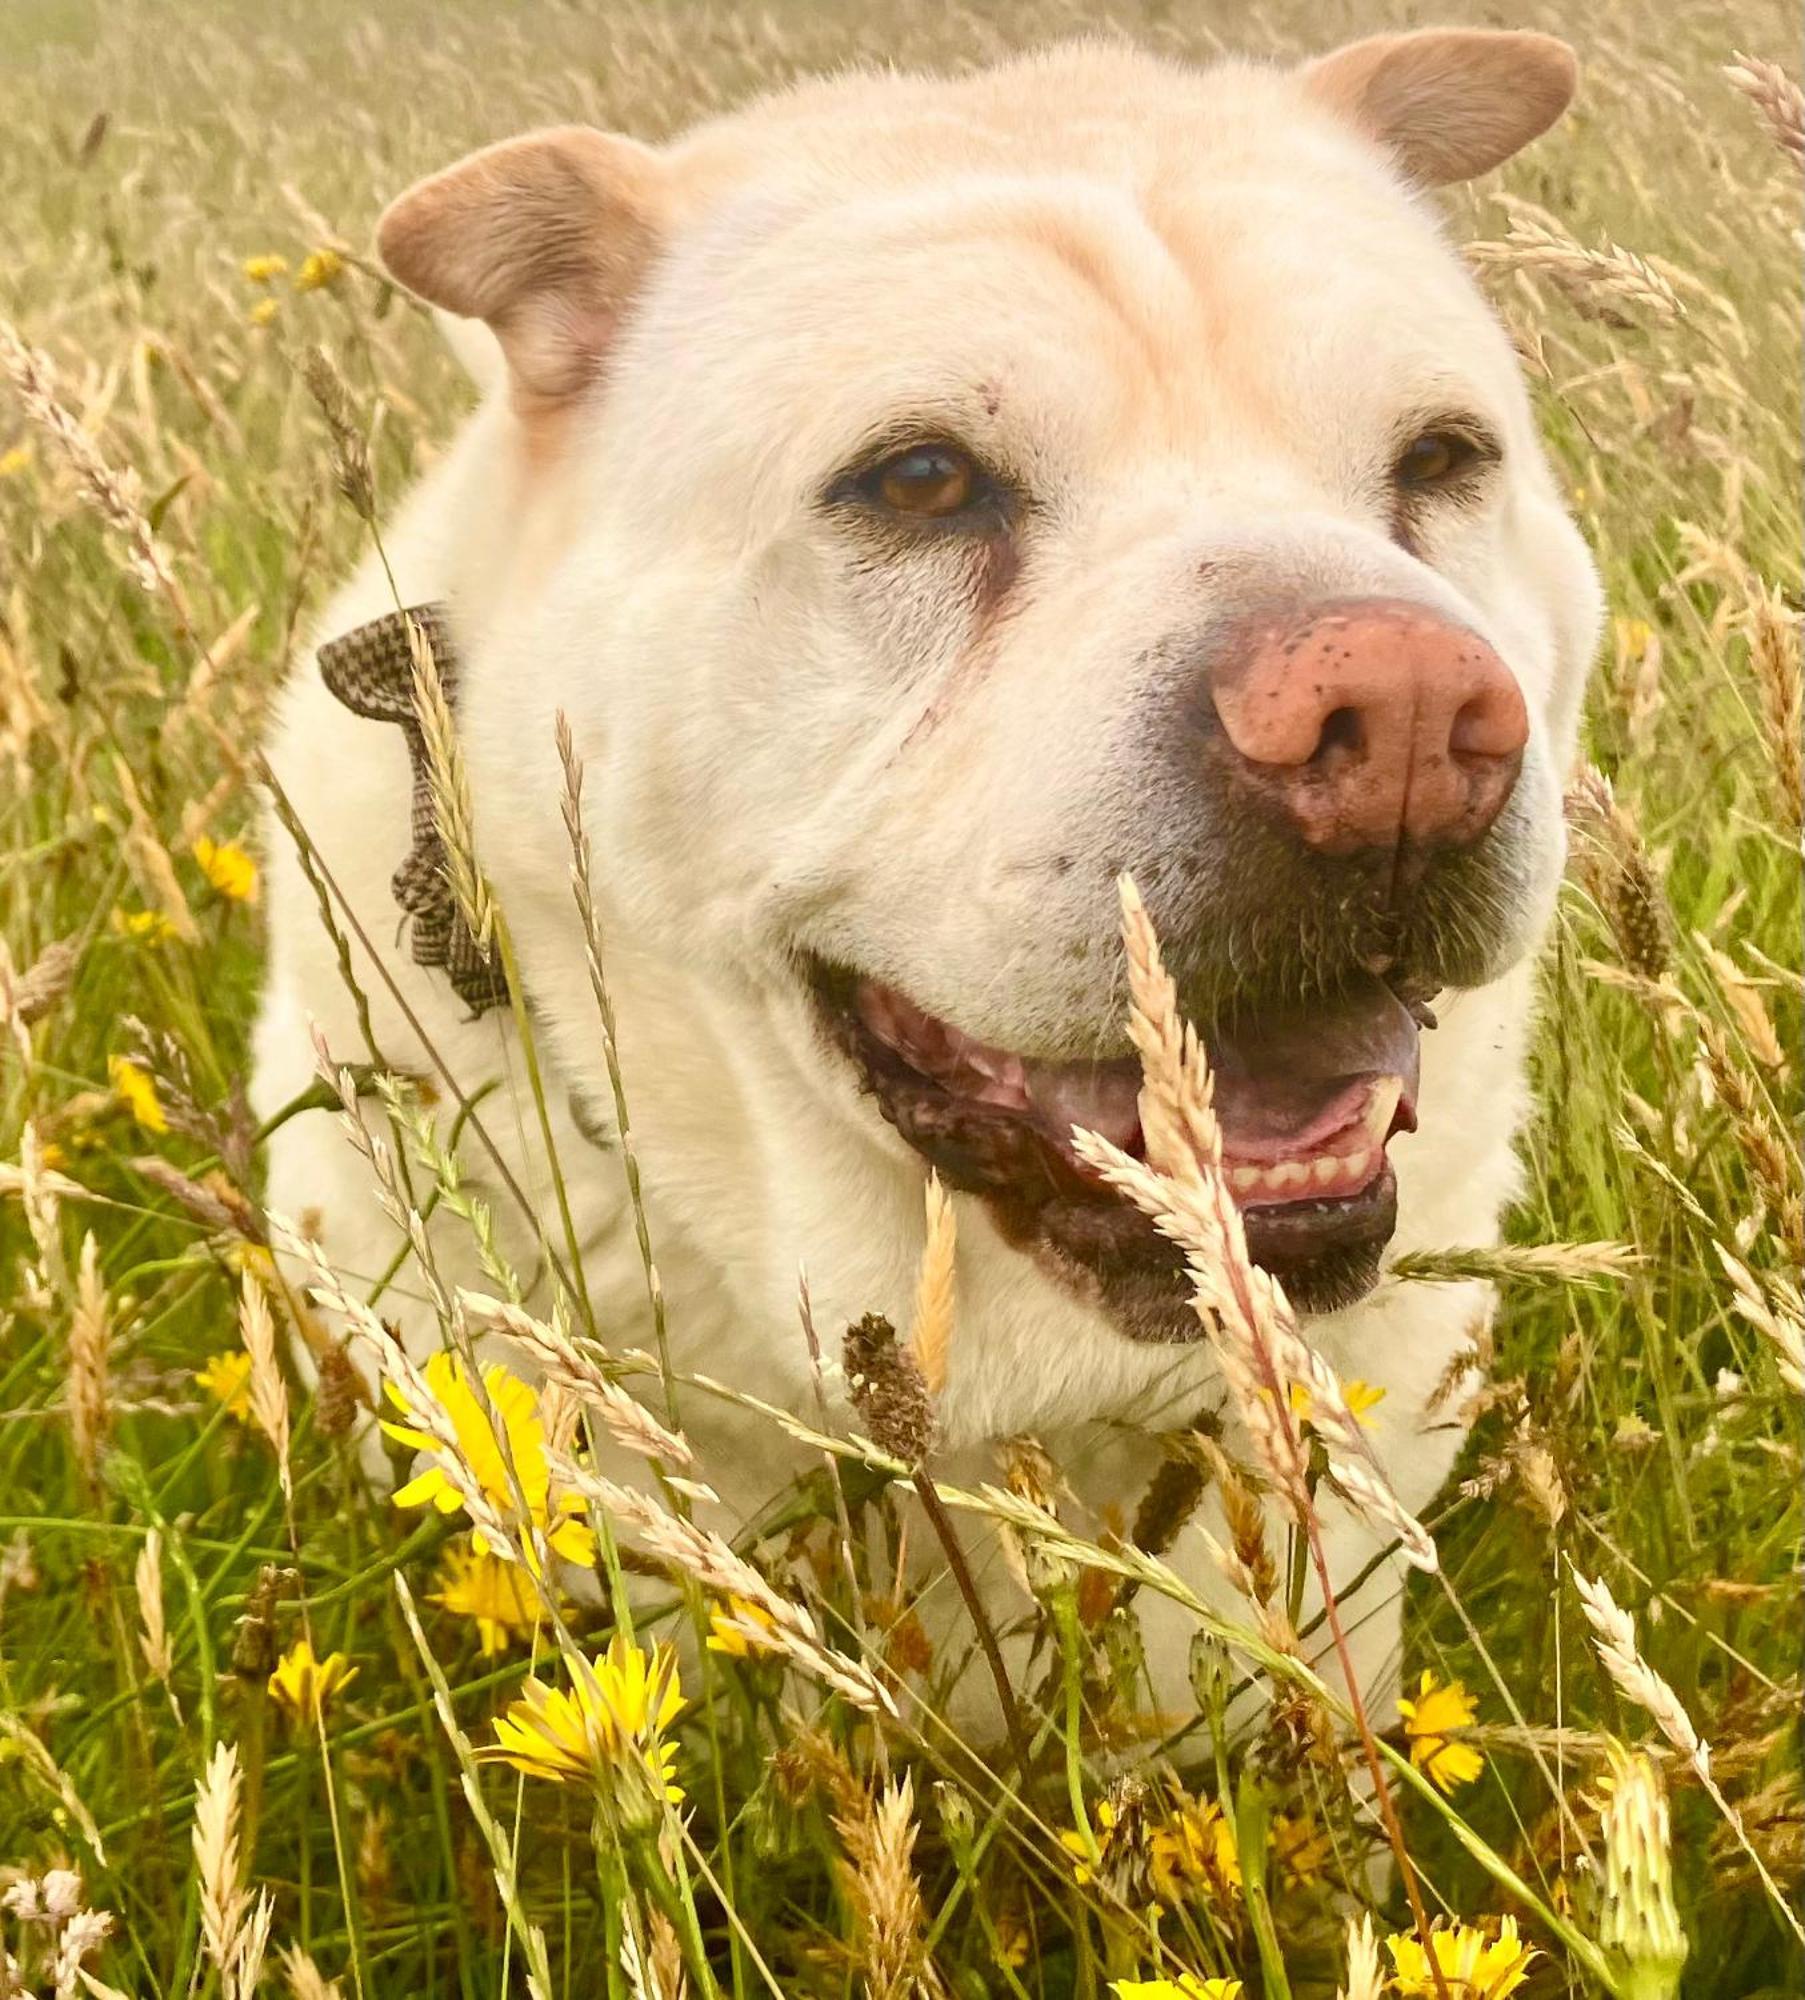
[
  {"xmin": 1394, "ymin": 428, "xmax": 1490, "ymax": 489},
  {"xmin": 867, "ymin": 443, "xmax": 982, "ymax": 519}
]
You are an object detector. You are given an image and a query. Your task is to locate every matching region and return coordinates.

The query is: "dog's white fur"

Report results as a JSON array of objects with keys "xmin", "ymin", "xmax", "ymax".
[{"xmin": 255, "ymin": 32, "xmax": 1599, "ymax": 1724}]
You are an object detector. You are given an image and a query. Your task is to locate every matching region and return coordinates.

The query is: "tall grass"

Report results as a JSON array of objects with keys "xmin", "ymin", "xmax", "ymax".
[{"xmin": 1, "ymin": 1, "xmax": 1798, "ymax": 1995}]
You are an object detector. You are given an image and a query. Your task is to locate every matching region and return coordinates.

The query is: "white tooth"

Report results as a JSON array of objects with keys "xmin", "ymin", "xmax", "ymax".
[
  {"xmin": 1312, "ymin": 1155, "xmax": 1342, "ymax": 1186},
  {"xmin": 1230, "ymin": 1166, "xmax": 1262, "ymax": 1192},
  {"xmin": 1346, "ymin": 1145, "xmax": 1375, "ymax": 1183},
  {"xmin": 1272, "ymin": 1161, "xmax": 1309, "ymax": 1191},
  {"xmin": 1366, "ymin": 1077, "xmax": 1403, "ymax": 1139}
]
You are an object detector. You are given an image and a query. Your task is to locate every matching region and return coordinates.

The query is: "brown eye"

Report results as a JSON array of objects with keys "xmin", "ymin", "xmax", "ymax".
[
  {"xmin": 871, "ymin": 443, "xmax": 980, "ymax": 518},
  {"xmin": 1395, "ymin": 429, "xmax": 1485, "ymax": 489}
]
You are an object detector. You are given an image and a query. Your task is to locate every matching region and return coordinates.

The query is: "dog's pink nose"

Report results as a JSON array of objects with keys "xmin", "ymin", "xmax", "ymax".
[{"xmin": 1210, "ymin": 598, "xmax": 1528, "ymax": 852}]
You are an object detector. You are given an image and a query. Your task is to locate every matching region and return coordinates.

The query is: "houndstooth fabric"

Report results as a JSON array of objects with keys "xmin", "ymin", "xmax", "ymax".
[{"xmin": 315, "ymin": 603, "xmax": 511, "ymax": 1014}]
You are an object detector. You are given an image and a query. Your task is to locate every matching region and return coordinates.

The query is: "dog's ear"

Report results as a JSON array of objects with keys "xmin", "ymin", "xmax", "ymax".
[
  {"xmin": 377, "ymin": 127, "xmax": 665, "ymax": 404},
  {"xmin": 1301, "ymin": 29, "xmax": 1577, "ymax": 186}
]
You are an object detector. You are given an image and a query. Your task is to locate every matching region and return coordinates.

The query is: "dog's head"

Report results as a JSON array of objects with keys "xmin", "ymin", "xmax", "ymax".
[{"xmin": 381, "ymin": 31, "xmax": 1598, "ymax": 1357}]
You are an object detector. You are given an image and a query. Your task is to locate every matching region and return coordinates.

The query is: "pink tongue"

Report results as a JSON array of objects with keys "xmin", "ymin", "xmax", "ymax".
[{"xmin": 1210, "ymin": 977, "xmax": 1420, "ymax": 1150}]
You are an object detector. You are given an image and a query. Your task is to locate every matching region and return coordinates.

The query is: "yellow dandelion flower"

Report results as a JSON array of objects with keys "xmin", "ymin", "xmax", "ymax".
[
  {"xmin": 295, "ymin": 247, "xmax": 345, "ymax": 291},
  {"xmin": 431, "ymin": 1541, "xmax": 547, "ymax": 1656},
  {"xmin": 1289, "ymin": 1377, "xmax": 1386, "ymax": 1427},
  {"xmin": 111, "ymin": 905, "xmax": 177, "ymax": 944},
  {"xmin": 382, "ymin": 1350, "xmax": 595, "ymax": 1569},
  {"xmin": 1111, "ymin": 1979, "xmax": 1242, "ymax": 2000},
  {"xmin": 241, "ymin": 253, "xmax": 289, "ymax": 284},
  {"xmin": 1150, "ymin": 1795, "xmax": 1242, "ymax": 1903},
  {"xmin": 108, "ymin": 1054, "xmax": 167, "ymax": 1133},
  {"xmin": 268, "ymin": 1639, "xmax": 358, "ymax": 1728},
  {"xmin": 1388, "ymin": 1917, "xmax": 1536, "ymax": 1997},
  {"xmin": 489, "ymin": 1633, "xmax": 684, "ymax": 1826},
  {"xmin": 195, "ymin": 1350, "xmax": 254, "ymax": 1422},
  {"xmin": 192, "ymin": 836, "xmax": 259, "ymax": 902},
  {"xmin": 1399, "ymin": 1669, "xmax": 1485, "ymax": 1793},
  {"xmin": 248, "ymin": 297, "xmax": 279, "ymax": 327},
  {"xmin": 706, "ymin": 1594, "xmax": 783, "ymax": 1658},
  {"xmin": 0, "ymin": 442, "xmax": 34, "ymax": 478},
  {"xmin": 1058, "ymin": 1795, "xmax": 1119, "ymax": 1886},
  {"xmin": 224, "ymin": 1239, "xmax": 276, "ymax": 1281},
  {"xmin": 992, "ymin": 1912, "xmax": 1030, "ymax": 1971}
]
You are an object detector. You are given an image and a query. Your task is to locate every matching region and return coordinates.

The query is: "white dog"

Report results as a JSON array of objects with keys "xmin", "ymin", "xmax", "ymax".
[{"xmin": 254, "ymin": 27, "xmax": 1599, "ymax": 1727}]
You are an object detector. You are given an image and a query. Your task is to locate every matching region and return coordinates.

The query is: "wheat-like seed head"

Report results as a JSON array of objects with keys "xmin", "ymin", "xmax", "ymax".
[
  {"xmin": 278, "ymin": 1946, "xmax": 346, "ymax": 2000},
  {"xmin": 831, "ymin": 1774, "xmax": 940, "ymax": 2000},
  {"xmin": 909, "ymin": 1172, "xmax": 956, "ymax": 1397},
  {"xmin": 0, "ymin": 317, "xmax": 188, "ymax": 618},
  {"xmin": 238, "ymin": 1271, "xmax": 292, "ymax": 1506},
  {"xmin": 406, "ymin": 612, "xmax": 496, "ymax": 958},
  {"xmin": 67, "ymin": 1232, "xmax": 111, "ymax": 1484},
  {"xmin": 457, "ymin": 1290, "xmax": 693, "ymax": 1467},
  {"xmin": 1725, "ymin": 52, "xmax": 1805, "ymax": 164},
  {"xmin": 1573, "ymin": 1571, "xmax": 1710, "ymax": 1777},
  {"xmin": 135, "ymin": 1528, "xmax": 172, "ymax": 1685},
  {"xmin": 1468, "ymin": 209, "xmax": 1684, "ymax": 325}
]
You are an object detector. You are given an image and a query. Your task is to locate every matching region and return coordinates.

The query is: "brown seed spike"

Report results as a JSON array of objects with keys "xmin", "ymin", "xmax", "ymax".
[{"xmin": 843, "ymin": 1312, "xmax": 936, "ymax": 1466}]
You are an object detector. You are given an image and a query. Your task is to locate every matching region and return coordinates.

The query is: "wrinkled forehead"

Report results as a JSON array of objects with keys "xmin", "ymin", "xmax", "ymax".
[{"xmin": 637, "ymin": 116, "xmax": 1521, "ymax": 487}]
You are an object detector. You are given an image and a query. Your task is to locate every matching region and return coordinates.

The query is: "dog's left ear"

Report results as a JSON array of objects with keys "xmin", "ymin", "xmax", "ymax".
[
  {"xmin": 377, "ymin": 126, "xmax": 666, "ymax": 405},
  {"xmin": 1301, "ymin": 28, "xmax": 1577, "ymax": 186}
]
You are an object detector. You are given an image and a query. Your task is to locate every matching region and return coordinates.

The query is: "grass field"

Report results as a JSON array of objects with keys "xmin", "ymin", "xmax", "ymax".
[{"xmin": 1, "ymin": 1, "xmax": 1800, "ymax": 1995}]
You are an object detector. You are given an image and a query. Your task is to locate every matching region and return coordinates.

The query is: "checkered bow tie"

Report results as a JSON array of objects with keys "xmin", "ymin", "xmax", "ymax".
[{"xmin": 314, "ymin": 603, "xmax": 511, "ymax": 1015}]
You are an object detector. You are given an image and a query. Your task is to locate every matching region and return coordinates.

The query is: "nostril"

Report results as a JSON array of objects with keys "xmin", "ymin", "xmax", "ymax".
[
  {"xmin": 1312, "ymin": 705, "xmax": 1365, "ymax": 762},
  {"xmin": 1450, "ymin": 691, "xmax": 1519, "ymax": 760}
]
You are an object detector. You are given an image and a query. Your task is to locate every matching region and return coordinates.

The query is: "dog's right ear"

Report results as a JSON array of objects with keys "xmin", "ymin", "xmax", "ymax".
[{"xmin": 377, "ymin": 128, "xmax": 665, "ymax": 407}]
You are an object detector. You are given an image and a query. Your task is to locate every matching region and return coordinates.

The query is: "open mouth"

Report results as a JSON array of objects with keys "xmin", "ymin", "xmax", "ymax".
[{"xmin": 814, "ymin": 965, "xmax": 1423, "ymax": 1335}]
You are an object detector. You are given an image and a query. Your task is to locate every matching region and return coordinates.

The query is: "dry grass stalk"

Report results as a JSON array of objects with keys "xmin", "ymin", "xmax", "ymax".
[
  {"xmin": 831, "ymin": 1774, "xmax": 940, "ymax": 2000},
  {"xmin": 278, "ymin": 1946, "xmax": 346, "ymax": 2000},
  {"xmin": 1468, "ymin": 209, "xmax": 1684, "ymax": 325},
  {"xmin": 1, "ymin": 935, "xmax": 77, "ymax": 1053},
  {"xmin": 550, "ymin": 1451, "xmax": 897, "ymax": 1715},
  {"xmin": 407, "ymin": 613, "xmax": 496, "ymax": 958},
  {"xmin": 1724, "ymin": 52, "xmax": 1805, "ymax": 164},
  {"xmin": 0, "ymin": 317, "xmax": 189, "ymax": 619},
  {"xmin": 457, "ymin": 1289, "xmax": 693, "ymax": 1466},
  {"xmin": 619, "ymin": 1909, "xmax": 686, "ymax": 2000},
  {"xmin": 134, "ymin": 1528, "xmax": 172, "ymax": 1687},
  {"xmin": 1741, "ymin": 582, "xmax": 1802, "ymax": 834},
  {"xmin": 239, "ymin": 1271, "xmax": 293, "ymax": 1507},
  {"xmin": 1073, "ymin": 875, "xmax": 1436, "ymax": 1570},
  {"xmin": 1391, "ymin": 1241, "xmax": 1639, "ymax": 1287},
  {"xmin": 909, "ymin": 1172, "xmax": 956, "ymax": 1397},
  {"xmin": 297, "ymin": 345, "xmax": 376, "ymax": 522},
  {"xmin": 1716, "ymin": 1245, "xmax": 1805, "ymax": 1396},
  {"xmin": 67, "ymin": 1232, "xmax": 111, "ymax": 1485},
  {"xmin": 1574, "ymin": 1570, "xmax": 1711, "ymax": 1774},
  {"xmin": 192, "ymin": 1741, "xmax": 274, "ymax": 2000}
]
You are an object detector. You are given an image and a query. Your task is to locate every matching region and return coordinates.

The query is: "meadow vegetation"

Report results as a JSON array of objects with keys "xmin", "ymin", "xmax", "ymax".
[{"xmin": 0, "ymin": 2, "xmax": 1799, "ymax": 1995}]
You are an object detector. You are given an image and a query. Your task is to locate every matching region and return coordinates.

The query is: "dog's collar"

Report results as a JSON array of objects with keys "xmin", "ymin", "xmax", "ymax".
[{"xmin": 316, "ymin": 603, "xmax": 511, "ymax": 1015}]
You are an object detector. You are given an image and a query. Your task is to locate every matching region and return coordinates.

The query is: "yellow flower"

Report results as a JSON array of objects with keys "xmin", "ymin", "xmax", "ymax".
[
  {"xmin": 295, "ymin": 247, "xmax": 345, "ymax": 291},
  {"xmin": 991, "ymin": 1912, "xmax": 1030, "ymax": 1970},
  {"xmin": 1111, "ymin": 1980, "xmax": 1242, "ymax": 2000},
  {"xmin": 1289, "ymin": 1377, "xmax": 1386, "ymax": 1428},
  {"xmin": 0, "ymin": 442, "xmax": 33, "ymax": 478},
  {"xmin": 382, "ymin": 1350, "xmax": 595, "ymax": 1569},
  {"xmin": 706, "ymin": 1594, "xmax": 782, "ymax": 1658},
  {"xmin": 192, "ymin": 836, "xmax": 259, "ymax": 902},
  {"xmin": 1388, "ymin": 1917, "xmax": 1536, "ymax": 1997},
  {"xmin": 248, "ymin": 297, "xmax": 279, "ymax": 327},
  {"xmin": 1399, "ymin": 1669, "xmax": 1485, "ymax": 1793},
  {"xmin": 111, "ymin": 905, "xmax": 177, "ymax": 944},
  {"xmin": 241, "ymin": 253, "xmax": 289, "ymax": 284},
  {"xmin": 431, "ymin": 1542, "xmax": 546, "ymax": 1657},
  {"xmin": 1059, "ymin": 1795, "xmax": 1119, "ymax": 1886},
  {"xmin": 108, "ymin": 1054, "xmax": 167, "ymax": 1133},
  {"xmin": 1149, "ymin": 1795, "xmax": 1242, "ymax": 1904},
  {"xmin": 1270, "ymin": 1811, "xmax": 1332, "ymax": 1887},
  {"xmin": 268, "ymin": 1639, "xmax": 358, "ymax": 1728},
  {"xmin": 490, "ymin": 1634, "xmax": 684, "ymax": 1823},
  {"xmin": 195, "ymin": 1350, "xmax": 254, "ymax": 1422}
]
